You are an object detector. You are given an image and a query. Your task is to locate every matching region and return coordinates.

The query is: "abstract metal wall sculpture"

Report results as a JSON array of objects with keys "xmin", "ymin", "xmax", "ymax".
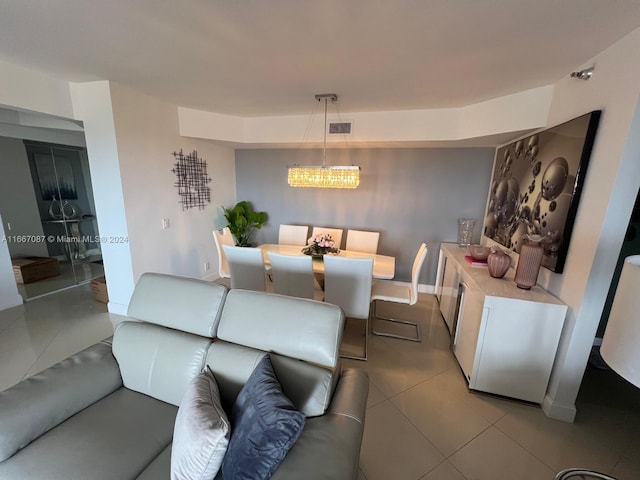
[
  {"xmin": 483, "ymin": 111, "xmax": 601, "ymax": 273},
  {"xmin": 171, "ymin": 149, "xmax": 212, "ymax": 210}
]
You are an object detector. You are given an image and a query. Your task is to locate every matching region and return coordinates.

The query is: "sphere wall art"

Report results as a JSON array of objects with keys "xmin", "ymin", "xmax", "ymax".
[{"xmin": 483, "ymin": 111, "xmax": 601, "ymax": 273}]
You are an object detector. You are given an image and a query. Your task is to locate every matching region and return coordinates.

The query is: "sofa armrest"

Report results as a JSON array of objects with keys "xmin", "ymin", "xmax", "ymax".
[
  {"xmin": 270, "ymin": 368, "xmax": 369, "ymax": 480},
  {"xmin": 327, "ymin": 368, "xmax": 369, "ymax": 422},
  {"xmin": 0, "ymin": 341, "xmax": 122, "ymax": 462}
]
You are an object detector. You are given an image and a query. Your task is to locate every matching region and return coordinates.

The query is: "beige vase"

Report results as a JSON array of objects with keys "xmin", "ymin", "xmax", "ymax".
[{"xmin": 514, "ymin": 235, "xmax": 544, "ymax": 289}]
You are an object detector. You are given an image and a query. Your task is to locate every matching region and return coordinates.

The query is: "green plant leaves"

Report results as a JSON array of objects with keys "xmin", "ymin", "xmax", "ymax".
[{"xmin": 223, "ymin": 201, "xmax": 267, "ymax": 247}]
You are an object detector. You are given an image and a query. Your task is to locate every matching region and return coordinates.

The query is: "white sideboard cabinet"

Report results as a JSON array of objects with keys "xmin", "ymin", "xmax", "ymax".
[{"xmin": 435, "ymin": 242, "xmax": 568, "ymax": 403}]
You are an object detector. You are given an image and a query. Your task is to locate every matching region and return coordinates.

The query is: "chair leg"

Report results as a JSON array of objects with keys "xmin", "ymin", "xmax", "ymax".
[
  {"xmin": 371, "ymin": 300, "xmax": 422, "ymax": 342},
  {"xmin": 340, "ymin": 314, "xmax": 368, "ymax": 361}
]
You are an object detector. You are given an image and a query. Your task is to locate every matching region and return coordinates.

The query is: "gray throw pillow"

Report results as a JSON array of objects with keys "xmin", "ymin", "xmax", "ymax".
[
  {"xmin": 221, "ymin": 354, "xmax": 305, "ymax": 480},
  {"xmin": 171, "ymin": 366, "xmax": 230, "ymax": 480}
]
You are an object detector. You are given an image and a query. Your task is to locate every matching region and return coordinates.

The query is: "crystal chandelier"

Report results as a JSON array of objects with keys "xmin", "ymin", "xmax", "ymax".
[{"xmin": 287, "ymin": 94, "xmax": 360, "ymax": 189}]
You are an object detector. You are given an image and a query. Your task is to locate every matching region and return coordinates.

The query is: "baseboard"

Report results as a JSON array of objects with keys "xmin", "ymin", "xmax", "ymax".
[
  {"xmin": 418, "ymin": 283, "xmax": 435, "ymax": 294},
  {"xmin": 541, "ymin": 394, "xmax": 577, "ymax": 423}
]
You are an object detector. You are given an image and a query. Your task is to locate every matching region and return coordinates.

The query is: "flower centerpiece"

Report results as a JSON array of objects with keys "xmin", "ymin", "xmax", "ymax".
[{"xmin": 301, "ymin": 233, "xmax": 340, "ymax": 258}]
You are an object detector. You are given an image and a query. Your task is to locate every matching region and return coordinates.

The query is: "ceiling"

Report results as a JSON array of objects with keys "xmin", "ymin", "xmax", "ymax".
[{"xmin": 2, "ymin": 1, "xmax": 640, "ymax": 118}]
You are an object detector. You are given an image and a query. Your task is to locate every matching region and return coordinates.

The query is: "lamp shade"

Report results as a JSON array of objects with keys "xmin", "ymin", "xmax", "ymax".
[{"xmin": 600, "ymin": 255, "xmax": 640, "ymax": 388}]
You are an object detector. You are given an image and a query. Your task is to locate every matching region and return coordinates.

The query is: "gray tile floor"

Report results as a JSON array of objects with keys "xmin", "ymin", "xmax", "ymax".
[{"xmin": 1, "ymin": 284, "xmax": 639, "ymax": 479}]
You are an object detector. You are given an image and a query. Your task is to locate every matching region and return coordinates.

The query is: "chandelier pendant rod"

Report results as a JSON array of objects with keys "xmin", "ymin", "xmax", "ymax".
[
  {"xmin": 322, "ymin": 95, "xmax": 327, "ymax": 168},
  {"xmin": 314, "ymin": 93, "xmax": 337, "ymax": 169}
]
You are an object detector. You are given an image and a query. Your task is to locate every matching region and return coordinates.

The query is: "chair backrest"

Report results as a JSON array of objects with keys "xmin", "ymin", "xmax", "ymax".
[
  {"xmin": 409, "ymin": 243, "xmax": 428, "ymax": 304},
  {"xmin": 278, "ymin": 224, "xmax": 309, "ymax": 246},
  {"xmin": 268, "ymin": 252, "xmax": 316, "ymax": 299},
  {"xmin": 212, "ymin": 227, "xmax": 235, "ymax": 278},
  {"xmin": 223, "ymin": 245, "xmax": 266, "ymax": 291},
  {"xmin": 323, "ymin": 256, "xmax": 373, "ymax": 320},
  {"xmin": 346, "ymin": 229, "xmax": 380, "ymax": 254},
  {"xmin": 311, "ymin": 227, "xmax": 344, "ymax": 250}
]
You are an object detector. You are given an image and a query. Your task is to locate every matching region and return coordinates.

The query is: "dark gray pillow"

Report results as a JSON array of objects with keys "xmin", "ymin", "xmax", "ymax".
[
  {"xmin": 171, "ymin": 367, "xmax": 230, "ymax": 480},
  {"xmin": 221, "ymin": 354, "xmax": 305, "ymax": 479}
]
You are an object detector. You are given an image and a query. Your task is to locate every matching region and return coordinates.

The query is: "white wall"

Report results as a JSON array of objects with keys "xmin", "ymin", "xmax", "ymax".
[
  {"xmin": 0, "ymin": 60, "xmax": 74, "ymax": 119},
  {"xmin": 0, "ymin": 213, "xmax": 22, "ymax": 310},
  {"xmin": 178, "ymin": 86, "xmax": 552, "ymax": 146},
  {"xmin": 70, "ymin": 81, "xmax": 134, "ymax": 314},
  {"xmin": 0, "ymin": 137, "xmax": 48, "ymax": 257},
  {"xmin": 108, "ymin": 83, "xmax": 236, "ymax": 283},
  {"xmin": 535, "ymin": 29, "xmax": 640, "ymax": 421}
]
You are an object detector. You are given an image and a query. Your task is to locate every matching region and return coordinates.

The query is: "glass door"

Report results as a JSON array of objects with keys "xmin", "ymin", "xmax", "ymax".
[{"xmin": 16, "ymin": 141, "xmax": 103, "ymax": 299}]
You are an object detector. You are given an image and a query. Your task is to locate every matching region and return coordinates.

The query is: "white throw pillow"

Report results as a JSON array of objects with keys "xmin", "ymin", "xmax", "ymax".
[{"xmin": 171, "ymin": 366, "xmax": 230, "ymax": 480}]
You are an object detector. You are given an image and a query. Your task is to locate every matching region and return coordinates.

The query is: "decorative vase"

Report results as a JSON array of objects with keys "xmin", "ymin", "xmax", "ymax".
[
  {"xmin": 61, "ymin": 201, "xmax": 77, "ymax": 219},
  {"xmin": 487, "ymin": 249, "xmax": 511, "ymax": 278},
  {"xmin": 48, "ymin": 196, "xmax": 63, "ymax": 219},
  {"xmin": 457, "ymin": 218, "xmax": 476, "ymax": 247},
  {"xmin": 514, "ymin": 234, "xmax": 544, "ymax": 289}
]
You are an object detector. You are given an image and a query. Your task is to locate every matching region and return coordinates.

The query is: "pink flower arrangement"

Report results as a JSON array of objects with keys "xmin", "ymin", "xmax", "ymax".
[{"xmin": 302, "ymin": 233, "xmax": 340, "ymax": 256}]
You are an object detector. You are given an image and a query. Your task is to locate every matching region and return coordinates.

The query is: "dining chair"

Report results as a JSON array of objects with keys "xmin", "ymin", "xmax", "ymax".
[
  {"xmin": 278, "ymin": 224, "xmax": 309, "ymax": 246},
  {"xmin": 212, "ymin": 227, "xmax": 235, "ymax": 278},
  {"xmin": 323, "ymin": 255, "xmax": 373, "ymax": 361},
  {"xmin": 370, "ymin": 242, "xmax": 427, "ymax": 342},
  {"xmin": 311, "ymin": 227, "xmax": 343, "ymax": 250},
  {"xmin": 268, "ymin": 252, "xmax": 323, "ymax": 300},
  {"xmin": 223, "ymin": 245, "xmax": 268, "ymax": 291},
  {"xmin": 346, "ymin": 229, "xmax": 380, "ymax": 254}
]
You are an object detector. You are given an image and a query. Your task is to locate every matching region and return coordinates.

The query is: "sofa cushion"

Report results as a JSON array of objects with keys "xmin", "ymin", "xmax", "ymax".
[
  {"xmin": 113, "ymin": 321, "xmax": 211, "ymax": 406},
  {"xmin": 127, "ymin": 272, "xmax": 227, "ymax": 337},
  {"xmin": 171, "ymin": 367, "xmax": 230, "ymax": 480},
  {"xmin": 222, "ymin": 354, "xmax": 305, "ymax": 480},
  {"xmin": 0, "ymin": 388, "xmax": 177, "ymax": 480},
  {"xmin": 136, "ymin": 445, "xmax": 171, "ymax": 480},
  {"xmin": 0, "ymin": 341, "xmax": 122, "ymax": 463}
]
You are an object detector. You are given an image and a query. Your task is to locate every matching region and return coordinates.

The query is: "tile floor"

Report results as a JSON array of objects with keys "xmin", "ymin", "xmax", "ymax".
[
  {"xmin": 0, "ymin": 284, "xmax": 639, "ymax": 480},
  {"xmin": 16, "ymin": 258, "xmax": 104, "ymax": 300}
]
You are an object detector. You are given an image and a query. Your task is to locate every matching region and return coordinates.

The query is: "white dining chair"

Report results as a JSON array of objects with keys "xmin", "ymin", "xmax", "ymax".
[
  {"xmin": 323, "ymin": 255, "xmax": 373, "ymax": 361},
  {"xmin": 223, "ymin": 245, "xmax": 268, "ymax": 291},
  {"xmin": 268, "ymin": 252, "xmax": 323, "ymax": 300},
  {"xmin": 346, "ymin": 229, "xmax": 380, "ymax": 254},
  {"xmin": 278, "ymin": 224, "xmax": 309, "ymax": 246},
  {"xmin": 370, "ymin": 242, "xmax": 427, "ymax": 342},
  {"xmin": 212, "ymin": 227, "xmax": 235, "ymax": 278},
  {"xmin": 311, "ymin": 227, "xmax": 343, "ymax": 250}
]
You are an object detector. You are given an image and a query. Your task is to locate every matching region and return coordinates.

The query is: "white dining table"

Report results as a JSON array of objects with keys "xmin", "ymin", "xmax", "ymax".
[{"xmin": 258, "ymin": 244, "xmax": 395, "ymax": 280}]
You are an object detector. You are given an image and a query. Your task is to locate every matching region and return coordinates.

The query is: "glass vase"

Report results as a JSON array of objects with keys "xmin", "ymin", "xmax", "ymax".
[
  {"xmin": 457, "ymin": 218, "xmax": 476, "ymax": 247},
  {"xmin": 514, "ymin": 235, "xmax": 544, "ymax": 289}
]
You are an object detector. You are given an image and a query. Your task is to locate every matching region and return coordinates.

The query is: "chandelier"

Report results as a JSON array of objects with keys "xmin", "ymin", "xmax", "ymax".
[{"xmin": 287, "ymin": 94, "xmax": 360, "ymax": 189}]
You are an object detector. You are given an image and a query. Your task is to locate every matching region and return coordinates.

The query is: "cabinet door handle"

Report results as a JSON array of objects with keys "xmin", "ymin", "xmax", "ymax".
[{"xmin": 452, "ymin": 283, "xmax": 466, "ymax": 346}]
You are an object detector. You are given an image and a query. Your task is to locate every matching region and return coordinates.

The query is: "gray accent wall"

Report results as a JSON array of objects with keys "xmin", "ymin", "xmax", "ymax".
[{"xmin": 235, "ymin": 147, "xmax": 495, "ymax": 284}]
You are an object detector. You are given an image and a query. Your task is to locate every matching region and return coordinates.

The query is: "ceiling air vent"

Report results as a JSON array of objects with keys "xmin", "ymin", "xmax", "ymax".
[{"xmin": 328, "ymin": 122, "xmax": 352, "ymax": 135}]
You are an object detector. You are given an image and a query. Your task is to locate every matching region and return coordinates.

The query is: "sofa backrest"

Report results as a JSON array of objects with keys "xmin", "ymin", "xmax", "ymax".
[
  {"xmin": 113, "ymin": 273, "xmax": 227, "ymax": 406},
  {"xmin": 207, "ymin": 289, "xmax": 345, "ymax": 416},
  {"xmin": 127, "ymin": 272, "xmax": 227, "ymax": 337},
  {"xmin": 115, "ymin": 275, "xmax": 345, "ymax": 415},
  {"xmin": 113, "ymin": 322, "xmax": 211, "ymax": 406}
]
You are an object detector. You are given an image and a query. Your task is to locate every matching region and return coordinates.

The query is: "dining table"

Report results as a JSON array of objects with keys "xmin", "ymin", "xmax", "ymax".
[{"xmin": 258, "ymin": 244, "xmax": 395, "ymax": 280}]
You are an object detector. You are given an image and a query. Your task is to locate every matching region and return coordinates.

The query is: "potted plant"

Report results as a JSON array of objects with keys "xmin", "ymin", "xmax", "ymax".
[{"xmin": 223, "ymin": 200, "xmax": 267, "ymax": 247}]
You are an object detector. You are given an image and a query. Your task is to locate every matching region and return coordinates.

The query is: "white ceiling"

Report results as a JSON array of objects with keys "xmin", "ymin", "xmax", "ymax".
[{"xmin": 2, "ymin": 1, "xmax": 640, "ymax": 117}]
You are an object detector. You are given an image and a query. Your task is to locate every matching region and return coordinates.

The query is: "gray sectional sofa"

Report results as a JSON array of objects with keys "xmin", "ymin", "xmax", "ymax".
[{"xmin": 0, "ymin": 273, "xmax": 369, "ymax": 479}]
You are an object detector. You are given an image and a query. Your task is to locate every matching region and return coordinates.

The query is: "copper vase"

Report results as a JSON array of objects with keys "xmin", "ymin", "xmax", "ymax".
[
  {"xmin": 487, "ymin": 249, "xmax": 511, "ymax": 278},
  {"xmin": 514, "ymin": 235, "xmax": 544, "ymax": 289}
]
